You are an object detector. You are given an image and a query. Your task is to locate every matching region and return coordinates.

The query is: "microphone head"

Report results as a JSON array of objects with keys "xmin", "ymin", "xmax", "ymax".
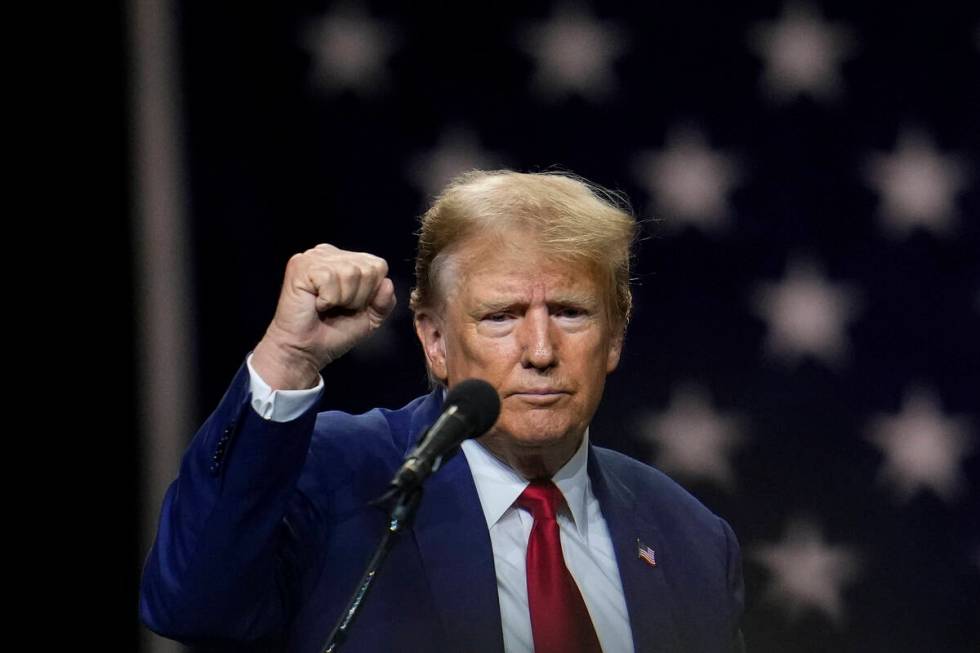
[{"xmin": 444, "ymin": 378, "xmax": 501, "ymax": 437}]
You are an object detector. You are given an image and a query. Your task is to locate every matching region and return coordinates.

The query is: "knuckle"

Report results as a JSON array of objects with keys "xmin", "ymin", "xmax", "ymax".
[
  {"xmin": 361, "ymin": 255, "xmax": 387, "ymax": 276},
  {"xmin": 334, "ymin": 261, "xmax": 360, "ymax": 282},
  {"xmin": 308, "ymin": 266, "xmax": 336, "ymax": 291},
  {"xmin": 286, "ymin": 253, "xmax": 307, "ymax": 273}
]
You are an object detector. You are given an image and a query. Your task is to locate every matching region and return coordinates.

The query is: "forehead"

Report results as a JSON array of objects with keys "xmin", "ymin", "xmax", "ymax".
[{"xmin": 439, "ymin": 234, "xmax": 604, "ymax": 304}]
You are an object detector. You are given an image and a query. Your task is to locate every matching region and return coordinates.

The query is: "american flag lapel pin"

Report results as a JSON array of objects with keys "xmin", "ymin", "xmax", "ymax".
[{"xmin": 637, "ymin": 539, "xmax": 657, "ymax": 568}]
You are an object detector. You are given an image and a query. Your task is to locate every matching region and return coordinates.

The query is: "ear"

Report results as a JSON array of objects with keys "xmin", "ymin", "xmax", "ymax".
[
  {"xmin": 606, "ymin": 330, "xmax": 624, "ymax": 374},
  {"xmin": 414, "ymin": 311, "xmax": 448, "ymax": 383}
]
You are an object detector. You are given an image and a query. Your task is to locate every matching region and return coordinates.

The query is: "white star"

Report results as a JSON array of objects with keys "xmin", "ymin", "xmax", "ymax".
[
  {"xmin": 748, "ymin": 2, "xmax": 855, "ymax": 102},
  {"xmin": 407, "ymin": 126, "xmax": 505, "ymax": 200},
  {"xmin": 632, "ymin": 127, "xmax": 742, "ymax": 234},
  {"xmin": 301, "ymin": 3, "xmax": 400, "ymax": 96},
  {"xmin": 752, "ymin": 259, "xmax": 859, "ymax": 367},
  {"xmin": 867, "ymin": 387, "xmax": 974, "ymax": 502},
  {"xmin": 752, "ymin": 519, "xmax": 861, "ymax": 625},
  {"xmin": 864, "ymin": 130, "xmax": 968, "ymax": 237},
  {"xmin": 636, "ymin": 383, "xmax": 744, "ymax": 490},
  {"xmin": 518, "ymin": 3, "xmax": 628, "ymax": 102}
]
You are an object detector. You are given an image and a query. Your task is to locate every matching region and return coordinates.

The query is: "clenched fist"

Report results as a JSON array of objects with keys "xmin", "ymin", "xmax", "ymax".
[{"xmin": 251, "ymin": 244, "xmax": 397, "ymax": 389}]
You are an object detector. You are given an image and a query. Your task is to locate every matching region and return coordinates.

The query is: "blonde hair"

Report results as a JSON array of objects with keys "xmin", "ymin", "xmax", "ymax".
[{"xmin": 410, "ymin": 169, "xmax": 637, "ymax": 329}]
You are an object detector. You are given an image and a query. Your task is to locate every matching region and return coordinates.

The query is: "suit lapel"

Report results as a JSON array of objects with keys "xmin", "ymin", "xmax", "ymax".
[
  {"xmin": 408, "ymin": 394, "xmax": 504, "ymax": 653},
  {"xmin": 403, "ymin": 396, "xmax": 681, "ymax": 653},
  {"xmin": 589, "ymin": 448, "xmax": 683, "ymax": 653}
]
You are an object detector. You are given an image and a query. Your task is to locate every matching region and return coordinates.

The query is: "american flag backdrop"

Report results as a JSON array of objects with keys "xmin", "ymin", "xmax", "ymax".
[{"xmin": 132, "ymin": 1, "xmax": 980, "ymax": 651}]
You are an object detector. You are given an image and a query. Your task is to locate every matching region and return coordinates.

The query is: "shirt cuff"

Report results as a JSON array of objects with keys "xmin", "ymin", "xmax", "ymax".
[{"xmin": 245, "ymin": 352, "xmax": 324, "ymax": 422}]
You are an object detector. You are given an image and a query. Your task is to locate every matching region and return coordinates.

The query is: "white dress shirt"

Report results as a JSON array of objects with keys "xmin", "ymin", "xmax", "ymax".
[
  {"xmin": 245, "ymin": 353, "xmax": 325, "ymax": 421},
  {"xmin": 461, "ymin": 434, "xmax": 634, "ymax": 653},
  {"xmin": 245, "ymin": 353, "xmax": 635, "ymax": 652}
]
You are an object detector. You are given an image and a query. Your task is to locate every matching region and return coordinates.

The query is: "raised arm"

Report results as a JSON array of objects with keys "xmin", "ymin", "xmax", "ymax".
[{"xmin": 138, "ymin": 244, "xmax": 396, "ymax": 646}]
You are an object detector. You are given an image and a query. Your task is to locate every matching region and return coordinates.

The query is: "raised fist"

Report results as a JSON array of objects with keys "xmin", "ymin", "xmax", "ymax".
[{"xmin": 251, "ymin": 244, "xmax": 396, "ymax": 389}]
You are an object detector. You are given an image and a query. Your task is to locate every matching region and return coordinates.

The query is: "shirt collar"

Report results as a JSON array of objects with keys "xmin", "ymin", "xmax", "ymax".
[{"xmin": 460, "ymin": 427, "xmax": 592, "ymax": 539}]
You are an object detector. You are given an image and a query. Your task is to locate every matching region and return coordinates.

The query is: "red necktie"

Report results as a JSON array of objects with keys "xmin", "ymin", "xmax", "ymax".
[{"xmin": 517, "ymin": 480, "xmax": 602, "ymax": 653}]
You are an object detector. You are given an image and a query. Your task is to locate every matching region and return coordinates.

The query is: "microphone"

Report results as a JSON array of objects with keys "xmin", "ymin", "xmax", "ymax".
[{"xmin": 389, "ymin": 378, "xmax": 500, "ymax": 492}]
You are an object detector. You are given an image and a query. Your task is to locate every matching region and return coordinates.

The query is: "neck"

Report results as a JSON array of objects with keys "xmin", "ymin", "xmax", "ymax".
[{"xmin": 476, "ymin": 430, "xmax": 585, "ymax": 480}]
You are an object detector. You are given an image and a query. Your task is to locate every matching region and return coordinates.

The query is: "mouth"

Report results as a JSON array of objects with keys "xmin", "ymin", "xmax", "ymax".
[{"xmin": 508, "ymin": 390, "xmax": 569, "ymax": 405}]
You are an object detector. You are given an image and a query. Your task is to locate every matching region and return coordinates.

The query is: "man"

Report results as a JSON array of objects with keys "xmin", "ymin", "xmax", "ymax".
[{"xmin": 139, "ymin": 170, "xmax": 745, "ymax": 653}]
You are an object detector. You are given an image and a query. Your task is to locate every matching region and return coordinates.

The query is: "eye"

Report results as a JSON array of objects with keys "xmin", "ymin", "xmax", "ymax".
[
  {"xmin": 484, "ymin": 312, "xmax": 512, "ymax": 322},
  {"xmin": 555, "ymin": 307, "xmax": 586, "ymax": 318}
]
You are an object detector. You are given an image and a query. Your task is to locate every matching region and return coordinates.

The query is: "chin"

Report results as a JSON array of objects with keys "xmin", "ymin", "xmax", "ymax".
[{"xmin": 498, "ymin": 417, "xmax": 579, "ymax": 449}]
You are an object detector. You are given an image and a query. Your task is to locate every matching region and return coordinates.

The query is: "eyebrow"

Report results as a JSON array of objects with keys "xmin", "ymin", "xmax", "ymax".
[{"xmin": 473, "ymin": 293, "xmax": 600, "ymax": 314}]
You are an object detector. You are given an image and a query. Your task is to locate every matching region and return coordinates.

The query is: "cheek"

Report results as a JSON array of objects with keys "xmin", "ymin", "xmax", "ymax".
[
  {"xmin": 458, "ymin": 334, "xmax": 517, "ymax": 368},
  {"xmin": 444, "ymin": 337, "xmax": 506, "ymax": 385}
]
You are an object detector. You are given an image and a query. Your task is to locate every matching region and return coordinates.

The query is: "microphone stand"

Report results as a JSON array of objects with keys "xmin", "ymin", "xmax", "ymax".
[{"xmin": 319, "ymin": 484, "xmax": 424, "ymax": 653}]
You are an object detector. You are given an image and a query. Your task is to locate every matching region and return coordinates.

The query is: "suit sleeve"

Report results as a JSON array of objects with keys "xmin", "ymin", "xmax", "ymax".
[
  {"xmin": 138, "ymin": 358, "xmax": 324, "ymax": 647},
  {"xmin": 720, "ymin": 517, "xmax": 747, "ymax": 652}
]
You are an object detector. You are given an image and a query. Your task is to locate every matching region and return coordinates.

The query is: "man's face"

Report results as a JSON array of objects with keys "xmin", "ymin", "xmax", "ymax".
[{"xmin": 415, "ymin": 233, "xmax": 623, "ymax": 454}]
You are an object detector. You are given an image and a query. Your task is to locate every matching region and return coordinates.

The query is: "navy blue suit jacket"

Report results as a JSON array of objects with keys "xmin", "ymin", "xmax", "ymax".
[{"xmin": 139, "ymin": 360, "xmax": 745, "ymax": 652}]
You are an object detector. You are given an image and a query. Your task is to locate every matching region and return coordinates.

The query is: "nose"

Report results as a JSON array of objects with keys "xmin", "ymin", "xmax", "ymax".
[{"xmin": 519, "ymin": 307, "xmax": 557, "ymax": 371}]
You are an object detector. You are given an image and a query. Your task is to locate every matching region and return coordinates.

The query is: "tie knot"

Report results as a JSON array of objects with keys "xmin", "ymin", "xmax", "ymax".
[{"xmin": 516, "ymin": 480, "xmax": 564, "ymax": 521}]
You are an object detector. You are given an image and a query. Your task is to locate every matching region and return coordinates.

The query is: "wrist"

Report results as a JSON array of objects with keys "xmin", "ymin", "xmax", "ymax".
[{"xmin": 251, "ymin": 336, "xmax": 321, "ymax": 390}]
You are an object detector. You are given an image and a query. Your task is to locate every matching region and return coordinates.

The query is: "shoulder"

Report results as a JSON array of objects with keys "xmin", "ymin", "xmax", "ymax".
[
  {"xmin": 310, "ymin": 390, "xmax": 440, "ymax": 457},
  {"xmin": 591, "ymin": 445, "xmax": 704, "ymax": 506},
  {"xmin": 591, "ymin": 445, "xmax": 735, "ymax": 545},
  {"xmin": 299, "ymin": 390, "xmax": 442, "ymax": 499}
]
